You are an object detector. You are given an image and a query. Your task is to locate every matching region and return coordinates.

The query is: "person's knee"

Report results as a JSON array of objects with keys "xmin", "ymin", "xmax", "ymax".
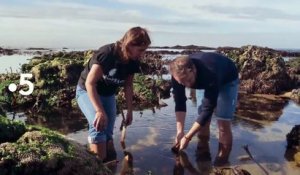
[
  {"xmin": 218, "ymin": 120, "xmax": 231, "ymax": 132},
  {"xmin": 88, "ymin": 130, "xmax": 107, "ymax": 144}
]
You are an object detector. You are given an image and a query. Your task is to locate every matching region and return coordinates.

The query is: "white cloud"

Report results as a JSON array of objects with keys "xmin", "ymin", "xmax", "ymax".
[
  {"xmin": 115, "ymin": 0, "xmax": 300, "ymax": 23},
  {"xmin": 0, "ymin": 2, "xmax": 139, "ymax": 22},
  {"xmin": 129, "ymin": 127, "xmax": 158, "ymax": 151},
  {"xmin": 0, "ymin": 0, "xmax": 299, "ymax": 48}
]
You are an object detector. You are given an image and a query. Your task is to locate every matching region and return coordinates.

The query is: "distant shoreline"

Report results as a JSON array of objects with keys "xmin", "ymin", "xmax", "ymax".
[{"xmin": 1, "ymin": 45, "xmax": 300, "ymax": 56}]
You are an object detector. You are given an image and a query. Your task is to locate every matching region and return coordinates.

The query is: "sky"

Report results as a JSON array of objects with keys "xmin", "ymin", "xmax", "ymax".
[{"xmin": 0, "ymin": 0, "xmax": 299, "ymax": 49}]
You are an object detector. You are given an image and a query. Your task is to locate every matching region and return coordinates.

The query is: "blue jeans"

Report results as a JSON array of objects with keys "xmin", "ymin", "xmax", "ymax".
[
  {"xmin": 197, "ymin": 79, "xmax": 239, "ymax": 120},
  {"xmin": 76, "ymin": 86, "xmax": 116, "ymax": 144}
]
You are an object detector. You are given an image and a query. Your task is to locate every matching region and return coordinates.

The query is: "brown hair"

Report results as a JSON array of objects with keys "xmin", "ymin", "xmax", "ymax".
[
  {"xmin": 169, "ymin": 55, "xmax": 194, "ymax": 76},
  {"xmin": 117, "ymin": 26, "xmax": 151, "ymax": 61}
]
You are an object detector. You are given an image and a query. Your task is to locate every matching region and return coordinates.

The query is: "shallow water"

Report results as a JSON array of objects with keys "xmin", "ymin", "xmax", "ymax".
[
  {"xmin": 0, "ymin": 54, "xmax": 32, "ymax": 73},
  {"xmin": 5, "ymin": 86, "xmax": 300, "ymax": 174},
  {"xmin": 2, "ymin": 54, "xmax": 300, "ymax": 174},
  {"xmin": 66, "ymin": 91, "xmax": 300, "ymax": 175}
]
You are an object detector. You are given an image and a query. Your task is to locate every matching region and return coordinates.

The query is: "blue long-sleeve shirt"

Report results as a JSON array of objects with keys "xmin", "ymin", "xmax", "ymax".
[{"xmin": 172, "ymin": 52, "xmax": 238, "ymax": 126}]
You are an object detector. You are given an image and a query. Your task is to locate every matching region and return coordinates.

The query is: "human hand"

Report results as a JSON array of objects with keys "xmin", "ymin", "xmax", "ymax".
[
  {"xmin": 179, "ymin": 136, "xmax": 191, "ymax": 151},
  {"xmin": 175, "ymin": 132, "xmax": 185, "ymax": 145},
  {"xmin": 93, "ymin": 110, "xmax": 108, "ymax": 131},
  {"xmin": 125, "ymin": 112, "xmax": 133, "ymax": 126},
  {"xmin": 172, "ymin": 132, "xmax": 184, "ymax": 153}
]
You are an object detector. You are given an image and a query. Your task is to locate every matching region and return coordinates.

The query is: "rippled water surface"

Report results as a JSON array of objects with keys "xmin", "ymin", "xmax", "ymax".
[{"xmin": 65, "ymin": 92, "xmax": 300, "ymax": 175}]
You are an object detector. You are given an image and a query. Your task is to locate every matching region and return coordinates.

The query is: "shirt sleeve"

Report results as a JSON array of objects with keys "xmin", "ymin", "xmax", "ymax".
[
  {"xmin": 171, "ymin": 76, "xmax": 187, "ymax": 112},
  {"xmin": 196, "ymin": 86, "xmax": 219, "ymax": 126},
  {"xmin": 128, "ymin": 60, "xmax": 141, "ymax": 74},
  {"xmin": 88, "ymin": 47, "xmax": 111, "ymax": 71}
]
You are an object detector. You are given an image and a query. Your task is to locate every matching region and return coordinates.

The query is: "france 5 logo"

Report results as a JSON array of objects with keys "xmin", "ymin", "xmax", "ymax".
[{"xmin": 8, "ymin": 73, "xmax": 34, "ymax": 96}]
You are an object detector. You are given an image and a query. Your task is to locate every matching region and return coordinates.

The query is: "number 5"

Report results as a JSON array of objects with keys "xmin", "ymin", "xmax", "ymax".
[{"xmin": 19, "ymin": 73, "xmax": 34, "ymax": 96}]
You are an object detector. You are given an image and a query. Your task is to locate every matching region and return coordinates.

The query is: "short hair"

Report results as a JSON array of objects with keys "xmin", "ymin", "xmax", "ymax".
[
  {"xmin": 117, "ymin": 26, "xmax": 151, "ymax": 61},
  {"xmin": 169, "ymin": 55, "xmax": 194, "ymax": 76}
]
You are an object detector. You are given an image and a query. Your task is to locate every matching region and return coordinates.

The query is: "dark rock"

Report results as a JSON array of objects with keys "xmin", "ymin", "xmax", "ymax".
[
  {"xmin": 0, "ymin": 116, "xmax": 112, "ymax": 175},
  {"xmin": 286, "ymin": 125, "xmax": 300, "ymax": 150},
  {"xmin": 285, "ymin": 125, "xmax": 300, "ymax": 166},
  {"xmin": 218, "ymin": 45, "xmax": 293, "ymax": 94}
]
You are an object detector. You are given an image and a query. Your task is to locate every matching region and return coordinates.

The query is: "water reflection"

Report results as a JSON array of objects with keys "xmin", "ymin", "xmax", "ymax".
[
  {"xmin": 110, "ymin": 95, "xmax": 300, "ymax": 174},
  {"xmin": 173, "ymin": 151, "xmax": 200, "ymax": 175},
  {"xmin": 236, "ymin": 93, "xmax": 289, "ymax": 122},
  {"xmin": 3, "ymin": 90, "xmax": 300, "ymax": 174},
  {"xmin": 120, "ymin": 151, "xmax": 134, "ymax": 175},
  {"xmin": 232, "ymin": 117, "xmax": 265, "ymax": 130},
  {"xmin": 25, "ymin": 108, "xmax": 87, "ymax": 134},
  {"xmin": 6, "ymin": 111, "xmax": 27, "ymax": 122},
  {"xmin": 173, "ymin": 147, "xmax": 214, "ymax": 175}
]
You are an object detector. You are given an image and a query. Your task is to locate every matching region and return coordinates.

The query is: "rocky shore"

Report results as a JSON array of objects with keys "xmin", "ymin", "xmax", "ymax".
[
  {"xmin": 1, "ymin": 44, "xmax": 300, "ymax": 173},
  {"xmin": 1, "ymin": 44, "xmax": 299, "ymax": 121},
  {"xmin": 0, "ymin": 115, "xmax": 112, "ymax": 175}
]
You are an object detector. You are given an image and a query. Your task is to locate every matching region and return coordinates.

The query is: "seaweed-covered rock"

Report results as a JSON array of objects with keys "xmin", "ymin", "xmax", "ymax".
[
  {"xmin": 0, "ymin": 115, "xmax": 26, "ymax": 143},
  {"xmin": 117, "ymin": 74, "xmax": 171, "ymax": 110},
  {"xmin": 0, "ymin": 49, "xmax": 171, "ymax": 113},
  {"xmin": 0, "ymin": 51, "xmax": 93, "ymax": 112},
  {"xmin": 286, "ymin": 57, "xmax": 300, "ymax": 89},
  {"xmin": 217, "ymin": 45, "xmax": 293, "ymax": 94},
  {"xmin": 140, "ymin": 52, "xmax": 168, "ymax": 75},
  {"xmin": 0, "ymin": 116, "xmax": 111, "ymax": 175}
]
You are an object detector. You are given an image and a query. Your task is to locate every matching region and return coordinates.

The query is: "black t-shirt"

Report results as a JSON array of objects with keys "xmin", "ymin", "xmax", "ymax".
[{"xmin": 77, "ymin": 43, "xmax": 140, "ymax": 96}]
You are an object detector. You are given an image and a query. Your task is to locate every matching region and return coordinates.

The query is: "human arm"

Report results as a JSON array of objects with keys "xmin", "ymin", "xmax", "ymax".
[
  {"xmin": 85, "ymin": 64, "xmax": 107, "ymax": 131},
  {"xmin": 124, "ymin": 74, "xmax": 134, "ymax": 126},
  {"xmin": 179, "ymin": 122, "xmax": 201, "ymax": 150},
  {"xmin": 172, "ymin": 77, "xmax": 187, "ymax": 145},
  {"xmin": 175, "ymin": 111, "xmax": 186, "ymax": 145},
  {"xmin": 179, "ymin": 87, "xmax": 219, "ymax": 150}
]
